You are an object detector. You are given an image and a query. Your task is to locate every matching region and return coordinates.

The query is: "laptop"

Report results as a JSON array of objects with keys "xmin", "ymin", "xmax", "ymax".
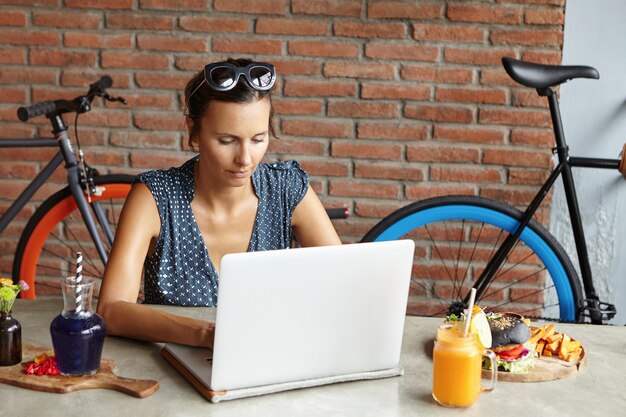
[{"xmin": 161, "ymin": 239, "xmax": 415, "ymax": 402}]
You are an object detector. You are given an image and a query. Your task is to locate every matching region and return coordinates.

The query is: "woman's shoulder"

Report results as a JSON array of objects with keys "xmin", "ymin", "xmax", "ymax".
[
  {"xmin": 135, "ymin": 156, "xmax": 197, "ymax": 188},
  {"xmin": 257, "ymin": 160, "xmax": 306, "ymax": 177}
]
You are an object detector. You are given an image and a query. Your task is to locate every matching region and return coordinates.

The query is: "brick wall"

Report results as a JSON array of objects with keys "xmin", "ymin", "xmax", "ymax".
[{"xmin": 0, "ymin": 0, "xmax": 565, "ymax": 278}]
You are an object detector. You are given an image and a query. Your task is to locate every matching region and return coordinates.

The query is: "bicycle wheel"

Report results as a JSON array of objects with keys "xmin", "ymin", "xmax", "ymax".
[
  {"xmin": 361, "ymin": 195, "xmax": 583, "ymax": 322},
  {"xmin": 13, "ymin": 174, "xmax": 134, "ymax": 299}
]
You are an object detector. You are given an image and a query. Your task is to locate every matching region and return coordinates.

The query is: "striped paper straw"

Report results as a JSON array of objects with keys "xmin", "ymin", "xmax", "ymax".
[{"xmin": 75, "ymin": 251, "xmax": 83, "ymax": 313}]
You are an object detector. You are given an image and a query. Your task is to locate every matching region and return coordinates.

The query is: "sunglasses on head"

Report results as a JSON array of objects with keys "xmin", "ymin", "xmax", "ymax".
[{"xmin": 188, "ymin": 62, "xmax": 276, "ymax": 101}]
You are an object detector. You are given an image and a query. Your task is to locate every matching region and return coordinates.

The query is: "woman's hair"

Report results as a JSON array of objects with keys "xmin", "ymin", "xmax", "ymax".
[{"xmin": 184, "ymin": 57, "xmax": 276, "ymax": 150}]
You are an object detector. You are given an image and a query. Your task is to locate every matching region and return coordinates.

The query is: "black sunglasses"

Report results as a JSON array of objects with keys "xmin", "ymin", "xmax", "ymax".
[{"xmin": 188, "ymin": 62, "xmax": 276, "ymax": 100}]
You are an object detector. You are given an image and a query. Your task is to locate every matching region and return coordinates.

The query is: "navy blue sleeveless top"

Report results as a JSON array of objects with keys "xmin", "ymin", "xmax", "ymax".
[{"xmin": 135, "ymin": 156, "xmax": 309, "ymax": 306}]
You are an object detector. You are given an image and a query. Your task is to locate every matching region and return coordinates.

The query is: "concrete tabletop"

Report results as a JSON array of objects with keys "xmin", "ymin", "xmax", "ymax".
[{"xmin": 2, "ymin": 299, "xmax": 625, "ymax": 416}]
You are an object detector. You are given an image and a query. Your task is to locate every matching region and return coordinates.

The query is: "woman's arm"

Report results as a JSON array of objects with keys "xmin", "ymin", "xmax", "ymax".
[
  {"xmin": 96, "ymin": 182, "xmax": 214, "ymax": 348},
  {"xmin": 291, "ymin": 186, "xmax": 342, "ymax": 247}
]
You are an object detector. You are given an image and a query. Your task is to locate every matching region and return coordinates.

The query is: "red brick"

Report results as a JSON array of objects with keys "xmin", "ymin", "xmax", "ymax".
[
  {"xmin": 407, "ymin": 145, "xmax": 480, "ymax": 164},
  {"xmin": 0, "ymin": 67, "xmax": 56, "ymax": 84},
  {"xmin": 0, "ymin": 10, "xmax": 27, "ymax": 26},
  {"xmin": 272, "ymin": 98, "xmax": 323, "ymax": 115},
  {"xmin": 404, "ymin": 104, "xmax": 473, "ymax": 124},
  {"xmin": 267, "ymin": 138, "xmax": 325, "ymax": 155},
  {"xmin": 436, "ymin": 87, "xmax": 506, "ymax": 105},
  {"xmin": 323, "ymin": 62, "xmax": 394, "ymax": 80},
  {"xmin": 101, "ymin": 51, "xmax": 170, "ymax": 70},
  {"xmin": 138, "ymin": 0, "xmax": 206, "ymax": 10},
  {"xmin": 138, "ymin": 34, "xmax": 207, "ymax": 52},
  {"xmin": 284, "ymin": 79, "xmax": 356, "ymax": 97},
  {"xmin": 401, "ymin": 65, "xmax": 472, "ymax": 84},
  {"xmin": 0, "ymin": 47, "xmax": 26, "ymax": 64},
  {"xmin": 118, "ymin": 93, "xmax": 174, "ymax": 110},
  {"xmin": 130, "ymin": 152, "xmax": 190, "ymax": 169},
  {"xmin": 483, "ymin": 149, "xmax": 551, "ymax": 168},
  {"xmin": 328, "ymin": 101, "xmax": 398, "ymax": 119},
  {"xmin": 292, "ymin": 0, "xmax": 362, "ymax": 17},
  {"xmin": 525, "ymin": 8, "xmax": 564, "ymax": 25},
  {"xmin": 405, "ymin": 184, "xmax": 474, "ymax": 200},
  {"xmin": 333, "ymin": 22, "xmax": 406, "ymax": 39},
  {"xmin": 30, "ymin": 49, "xmax": 97, "ymax": 67},
  {"xmin": 447, "ymin": 4, "xmax": 521, "ymax": 25},
  {"xmin": 503, "ymin": 0, "xmax": 563, "ymax": 5},
  {"xmin": 479, "ymin": 187, "xmax": 538, "ymax": 207},
  {"xmin": 480, "ymin": 69, "xmax": 519, "ymax": 87},
  {"xmin": 106, "ymin": 13, "xmax": 174, "ymax": 30},
  {"xmin": 135, "ymin": 73, "xmax": 190, "ymax": 90},
  {"xmin": 288, "ymin": 40, "xmax": 359, "ymax": 58},
  {"xmin": 0, "ymin": 148, "xmax": 57, "ymax": 162},
  {"xmin": 354, "ymin": 201, "xmax": 405, "ymax": 219},
  {"xmin": 273, "ymin": 59, "xmax": 320, "ymax": 75},
  {"xmin": 512, "ymin": 89, "xmax": 548, "ymax": 108},
  {"xmin": 213, "ymin": 37, "xmax": 282, "ymax": 55},
  {"xmin": 32, "ymin": 86, "xmax": 82, "ymax": 102},
  {"xmin": 521, "ymin": 50, "xmax": 562, "ymax": 65},
  {"xmin": 490, "ymin": 29, "xmax": 562, "ymax": 47},
  {"xmin": 361, "ymin": 83, "xmax": 430, "ymax": 100},
  {"xmin": 76, "ymin": 110, "xmax": 130, "ymax": 128},
  {"xmin": 329, "ymin": 180, "xmax": 400, "ymax": 199},
  {"xmin": 444, "ymin": 47, "xmax": 516, "ymax": 65},
  {"xmin": 62, "ymin": 70, "xmax": 131, "ymax": 89},
  {"xmin": 174, "ymin": 56, "xmax": 210, "ymax": 71},
  {"xmin": 358, "ymin": 122, "xmax": 428, "ymax": 141},
  {"xmin": 179, "ymin": 16, "xmax": 248, "ymax": 33},
  {"xmin": 32, "ymin": 10, "xmax": 100, "ymax": 28},
  {"xmin": 214, "ymin": 0, "xmax": 285, "ymax": 14},
  {"xmin": 510, "ymin": 128, "xmax": 554, "ymax": 147},
  {"xmin": 257, "ymin": 18, "xmax": 328, "ymax": 36},
  {"xmin": 0, "ymin": 86, "xmax": 26, "ymax": 103},
  {"xmin": 0, "ymin": 30, "xmax": 59, "ymax": 46},
  {"xmin": 0, "ymin": 162, "xmax": 37, "ymax": 179},
  {"xmin": 331, "ymin": 142, "xmax": 402, "ymax": 161},
  {"xmin": 430, "ymin": 166, "xmax": 502, "ymax": 183},
  {"xmin": 355, "ymin": 162, "xmax": 424, "ymax": 181},
  {"xmin": 508, "ymin": 169, "xmax": 549, "ymax": 186},
  {"xmin": 298, "ymin": 160, "xmax": 350, "ymax": 177},
  {"xmin": 280, "ymin": 119, "xmax": 351, "ymax": 138},
  {"xmin": 0, "ymin": 124, "xmax": 35, "ymax": 138},
  {"xmin": 134, "ymin": 113, "xmax": 186, "ymax": 131},
  {"xmin": 365, "ymin": 42, "xmax": 438, "ymax": 61},
  {"xmin": 110, "ymin": 131, "xmax": 179, "ymax": 149},
  {"xmin": 433, "ymin": 126, "xmax": 505, "ymax": 144},
  {"xmin": 65, "ymin": 0, "xmax": 132, "ymax": 8},
  {"xmin": 412, "ymin": 24, "xmax": 484, "ymax": 43},
  {"xmin": 64, "ymin": 33, "xmax": 132, "ymax": 49},
  {"xmin": 479, "ymin": 108, "xmax": 550, "ymax": 128},
  {"xmin": 368, "ymin": 1, "xmax": 442, "ymax": 19}
]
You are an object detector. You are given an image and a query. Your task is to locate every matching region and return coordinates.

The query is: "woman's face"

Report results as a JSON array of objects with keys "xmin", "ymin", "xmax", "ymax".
[{"xmin": 192, "ymin": 97, "xmax": 271, "ymax": 188}]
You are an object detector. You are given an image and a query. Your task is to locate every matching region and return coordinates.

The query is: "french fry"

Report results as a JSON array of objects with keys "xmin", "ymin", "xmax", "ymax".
[
  {"xmin": 530, "ymin": 324, "xmax": 582, "ymax": 363},
  {"xmin": 558, "ymin": 334, "xmax": 571, "ymax": 359}
]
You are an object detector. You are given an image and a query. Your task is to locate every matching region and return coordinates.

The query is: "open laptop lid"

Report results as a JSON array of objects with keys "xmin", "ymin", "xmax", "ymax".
[{"xmin": 210, "ymin": 239, "xmax": 415, "ymax": 391}]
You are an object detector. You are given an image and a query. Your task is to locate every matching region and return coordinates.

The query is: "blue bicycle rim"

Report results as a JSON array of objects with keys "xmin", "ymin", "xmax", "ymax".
[{"xmin": 373, "ymin": 204, "xmax": 576, "ymax": 321}]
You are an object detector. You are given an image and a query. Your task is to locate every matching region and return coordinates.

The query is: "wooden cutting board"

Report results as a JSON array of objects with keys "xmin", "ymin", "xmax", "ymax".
[{"xmin": 0, "ymin": 343, "xmax": 159, "ymax": 397}]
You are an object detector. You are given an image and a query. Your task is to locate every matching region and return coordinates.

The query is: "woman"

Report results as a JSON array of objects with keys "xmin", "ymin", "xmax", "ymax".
[{"xmin": 97, "ymin": 58, "xmax": 341, "ymax": 348}]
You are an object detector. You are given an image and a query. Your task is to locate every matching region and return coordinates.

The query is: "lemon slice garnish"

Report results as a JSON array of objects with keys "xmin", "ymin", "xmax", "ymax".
[{"xmin": 469, "ymin": 310, "xmax": 492, "ymax": 349}]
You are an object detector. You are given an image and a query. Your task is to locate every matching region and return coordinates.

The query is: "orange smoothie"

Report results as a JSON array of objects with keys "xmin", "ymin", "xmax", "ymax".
[{"xmin": 432, "ymin": 324, "xmax": 490, "ymax": 408}]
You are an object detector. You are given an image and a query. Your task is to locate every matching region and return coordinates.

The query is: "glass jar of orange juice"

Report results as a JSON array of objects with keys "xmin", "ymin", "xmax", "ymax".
[{"xmin": 432, "ymin": 323, "xmax": 497, "ymax": 407}]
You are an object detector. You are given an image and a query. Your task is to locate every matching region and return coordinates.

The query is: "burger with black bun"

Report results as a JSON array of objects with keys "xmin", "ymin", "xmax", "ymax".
[{"xmin": 486, "ymin": 313, "xmax": 535, "ymax": 373}]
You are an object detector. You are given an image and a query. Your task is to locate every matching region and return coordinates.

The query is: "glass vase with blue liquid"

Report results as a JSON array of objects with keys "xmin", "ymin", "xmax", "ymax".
[{"xmin": 50, "ymin": 276, "xmax": 105, "ymax": 376}]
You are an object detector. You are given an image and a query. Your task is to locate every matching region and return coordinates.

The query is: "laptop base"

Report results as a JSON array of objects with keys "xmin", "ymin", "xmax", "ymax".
[{"xmin": 161, "ymin": 347, "xmax": 403, "ymax": 403}]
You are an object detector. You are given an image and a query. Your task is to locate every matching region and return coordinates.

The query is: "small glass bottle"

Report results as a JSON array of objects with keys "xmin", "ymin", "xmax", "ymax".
[
  {"xmin": 432, "ymin": 323, "xmax": 497, "ymax": 408},
  {"xmin": 0, "ymin": 311, "xmax": 21, "ymax": 366},
  {"xmin": 50, "ymin": 277, "xmax": 105, "ymax": 376}
]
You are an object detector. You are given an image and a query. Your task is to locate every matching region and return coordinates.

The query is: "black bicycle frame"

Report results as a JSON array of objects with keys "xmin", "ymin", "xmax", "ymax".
[
  {"xmin": 468, "ymin": 87, "xmax": 619, "ymax": 323},
  {"xmin": 0, "ymin": 115, "xmax": 110, "ymax": 264}
]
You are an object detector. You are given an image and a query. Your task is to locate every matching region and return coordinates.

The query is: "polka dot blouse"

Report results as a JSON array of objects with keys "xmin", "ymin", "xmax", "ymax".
[{"xmin": 135, "ymin": 156, "xmax": 309, "ymax": 306}]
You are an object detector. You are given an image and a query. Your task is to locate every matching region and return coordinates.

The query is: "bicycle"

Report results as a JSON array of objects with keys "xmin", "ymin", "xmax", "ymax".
[
  {"xmin": 2, "ymin": 77, "xmax": 134, "ymax": 299},
  {"xmin": 361, "ymin": 57, "xmax": 624, "ymax": 324}
]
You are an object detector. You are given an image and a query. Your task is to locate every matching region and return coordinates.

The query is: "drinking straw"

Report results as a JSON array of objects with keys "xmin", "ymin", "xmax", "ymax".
[
  {"xmin": 75, "ymin": 251, "xmax": 83, "ymax": 313},
  {"xmin": 463, "ymin": 288, "xmax": 477, "ymax": 337}
]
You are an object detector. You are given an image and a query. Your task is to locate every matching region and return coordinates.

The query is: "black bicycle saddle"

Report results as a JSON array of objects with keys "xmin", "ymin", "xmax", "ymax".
[{"xmin": 502, "ymin": 57, "xmax": 599, "ymax": 89}]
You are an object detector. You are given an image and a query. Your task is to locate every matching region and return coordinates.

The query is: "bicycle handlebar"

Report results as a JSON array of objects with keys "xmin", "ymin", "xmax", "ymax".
[{"xmin": 17, "ymin": 75, "xmax": 117, "ymax": 122}]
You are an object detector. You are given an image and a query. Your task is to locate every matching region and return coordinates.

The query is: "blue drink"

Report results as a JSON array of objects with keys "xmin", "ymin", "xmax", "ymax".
[
  {"xmin": 50, "ymin": 276, "xmax": 106, "ymax": 376},
  {"xmin": 50, "ymin": 310, "xmax": 105, "ymax": 375}
]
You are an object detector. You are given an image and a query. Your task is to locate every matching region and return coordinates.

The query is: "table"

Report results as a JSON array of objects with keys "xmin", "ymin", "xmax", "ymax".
[{"xmin": 2, "ymin": 299, "xmax": 625, "ymax": 417}]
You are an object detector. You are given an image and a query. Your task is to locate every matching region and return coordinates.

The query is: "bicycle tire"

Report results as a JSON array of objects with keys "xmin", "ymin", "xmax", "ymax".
[
  {"xmin": 360, "ymin": 195, "xmax": 583, "ymax": 322},
  {"xmin": 13, "ymin": 174, "xmax": 134, "ymax": 299}
]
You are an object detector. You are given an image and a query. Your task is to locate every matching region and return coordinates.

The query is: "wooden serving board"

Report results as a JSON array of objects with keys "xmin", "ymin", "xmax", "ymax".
[
  {"xmin": 482, "ymin": 343, "xmax": 586, "ymax": 382},
  {"xmin": 0, "ymin": 343, "xmax": 159, "ymax": 398}
]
